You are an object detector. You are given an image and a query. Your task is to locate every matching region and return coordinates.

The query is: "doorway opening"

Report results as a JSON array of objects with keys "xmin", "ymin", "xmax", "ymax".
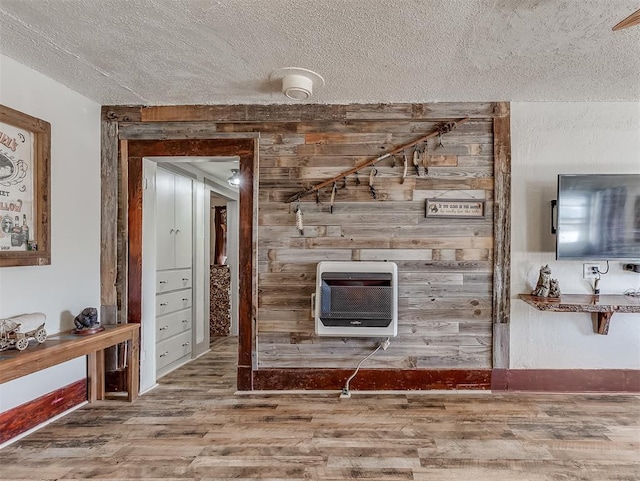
[{"xmin": 112, "ymin": 136, "xmax": 257, "ymax": 394}]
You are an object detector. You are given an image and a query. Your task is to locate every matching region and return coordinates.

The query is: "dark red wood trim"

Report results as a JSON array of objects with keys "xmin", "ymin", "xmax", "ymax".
[
  {"xmin": 127, "ymin": 156, "xmax": 143, "ymax": 324},
  {"xmin": 127, "ymin": 139, "xmax": 254, "ymax": 158},
  {"xmin": 0, "ymin": 379, "xmax": 87, "ymax": 444},
  {"xmin": 123, "ymin": 138, "xmax": 256, "ymax": 391},
  {"xmin": 504, "ymin": 369, "xmax": 640, "ymax": 392},
  {"xmin": 237, "ymin": 146, "xmax": 256, "ymax": 390},
  {"xmin": 250, "ymin": 368, "xmax": 640, "ymax": 392},
  {"xmin": 490, "ymin": 369, "xmax": 509, "ymax": 391},
  {"xmin": 251, "ymin": 368, "xmax": 492, "ymax": 391},
  {"xmin": 237, "ymin": 366, "xmax": 253, "ymax": 391}
]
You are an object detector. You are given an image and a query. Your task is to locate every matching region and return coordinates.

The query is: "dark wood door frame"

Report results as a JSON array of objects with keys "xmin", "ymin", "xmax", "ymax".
[{"xmin": 101, "ymin": 119, "xmax": 258, "ymax": 390}]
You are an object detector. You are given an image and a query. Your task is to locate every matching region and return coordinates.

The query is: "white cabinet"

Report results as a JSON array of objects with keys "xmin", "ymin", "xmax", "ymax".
[
  {"xmin": 155, "ymin": 168, "xmax": 193, "ymax": 378},
  {"xmin": 156, "ymin": 168, "xmax": 192, "ymax": 270}
]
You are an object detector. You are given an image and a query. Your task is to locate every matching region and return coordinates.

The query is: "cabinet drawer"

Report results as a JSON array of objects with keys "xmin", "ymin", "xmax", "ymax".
[
  {"xmin": 157, "ymin": 269, "xmax": 192, "ymax": 293},
  {"xmin": 156, "ymin": 330, "xmax": 192, "ymax": 370},
  {"xmin": 156, "ymin": 289, "xmax": 192, "ymax": 316},
  {"xmin": 156, "ymin": 308, "xmax": 192, "ymax": 342}
]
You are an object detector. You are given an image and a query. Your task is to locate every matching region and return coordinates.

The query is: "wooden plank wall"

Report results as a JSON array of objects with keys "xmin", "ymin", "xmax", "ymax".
[
  {"xmin": 102, "ymin": 102, "xmax": 507, "ymax": 389},
  {"xmin": 254, "ymin": 116, "xmax": 495, "ymax": 369}
]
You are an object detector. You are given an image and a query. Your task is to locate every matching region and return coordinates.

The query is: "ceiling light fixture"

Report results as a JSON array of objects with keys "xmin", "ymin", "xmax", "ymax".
[
  {"xmin": 227, "ymin": 169, "xmax": 240, "ymax": 187},
  {"xmin": 270, "ymin": 67, "xmax": 325, "ymax": 100}
]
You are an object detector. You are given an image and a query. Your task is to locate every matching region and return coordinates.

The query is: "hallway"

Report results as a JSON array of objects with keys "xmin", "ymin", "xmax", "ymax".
[{"xmin": 1, "ymin": 337, "xmax": 638, "ymax": 480}]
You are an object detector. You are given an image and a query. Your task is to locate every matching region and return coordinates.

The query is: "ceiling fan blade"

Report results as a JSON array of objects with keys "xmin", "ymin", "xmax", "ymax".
[{"xmin": 612, "ymin": 8, "xmax": 640, "ymax": 31}]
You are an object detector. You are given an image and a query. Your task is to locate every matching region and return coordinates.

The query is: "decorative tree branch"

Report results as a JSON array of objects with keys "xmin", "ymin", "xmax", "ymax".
[{"xmin": 285, "ymin": 117, "xmax": 470, "ymax": 203}]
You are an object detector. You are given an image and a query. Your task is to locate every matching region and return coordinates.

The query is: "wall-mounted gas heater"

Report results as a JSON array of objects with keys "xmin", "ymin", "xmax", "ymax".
[{"xmin": 313, "ymin": 261, "xmax": 398, "ymax": 337}]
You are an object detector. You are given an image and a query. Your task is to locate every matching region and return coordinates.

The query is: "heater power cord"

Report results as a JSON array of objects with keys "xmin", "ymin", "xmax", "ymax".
[{"xmin": 340, "ymin": 338, "xmax": 390, "ymax": 399}]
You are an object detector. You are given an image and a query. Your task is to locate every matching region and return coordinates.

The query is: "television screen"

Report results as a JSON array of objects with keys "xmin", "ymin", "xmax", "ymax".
[{"xmin": 556, "ymin": 174, "xmax": 640, "ymax": 260}]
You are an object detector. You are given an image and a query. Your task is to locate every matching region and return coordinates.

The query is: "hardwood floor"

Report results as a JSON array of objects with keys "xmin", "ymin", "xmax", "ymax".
[{"xmin": 1, "ymin": 336, "xmax": 638, "ymax": 480}]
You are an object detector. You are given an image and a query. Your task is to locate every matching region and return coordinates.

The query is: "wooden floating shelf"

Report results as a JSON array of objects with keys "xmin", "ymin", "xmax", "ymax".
[{"xmin": 519, "ymin": 294, "xmax": 640, "ymax": 335}]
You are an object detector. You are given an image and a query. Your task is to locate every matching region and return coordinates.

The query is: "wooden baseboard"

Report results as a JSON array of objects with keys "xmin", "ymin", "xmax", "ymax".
[
  {"xmin": 246, "ymin": 368, "xmax": 640, "ymax": 392},
  {"xmin": 252, "ymin": 368, "xmax": 492, "ymax": 391},
  {"xmin": 500, "ymin": 369, "xmax": 640, "ymax": 393},
  {"xmin": 490, "ymin": 368, "xmax": 509, "ymax": 391},
  {"xmin": 0, "ymin": 379, "xmax": 87, "ymax": 444},
  {"xmin": 237, "ymin": 365, "xmax": 253, "ymax": 391}
]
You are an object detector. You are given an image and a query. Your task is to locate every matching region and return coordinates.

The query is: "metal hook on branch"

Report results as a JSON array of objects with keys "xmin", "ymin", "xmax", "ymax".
[
  {"xmin": 330, "ymin": 182, "xmax": 338, "ymax": 213},
  {"xmin": 369, "ymin": 168, "xmax": 378, "ymax": 199},
  {"xmin": 295, "ymin": 203, "xmax": 304, "ymax": 235},
  {"xmin": 401, "ymin": 150, "xmax": 408, "ymax": 185}
]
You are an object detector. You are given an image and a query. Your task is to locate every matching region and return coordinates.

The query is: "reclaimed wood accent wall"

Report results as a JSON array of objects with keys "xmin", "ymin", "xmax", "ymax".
[
  {"xmin": 256, "ymin": 116, "xmax": 494, "ymax": 370},
  {"xmin": 101, "ymin": 102, "xmax": 510, "ymax": 390}
]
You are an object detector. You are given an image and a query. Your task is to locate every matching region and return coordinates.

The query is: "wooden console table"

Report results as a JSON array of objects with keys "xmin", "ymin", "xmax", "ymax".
[
  {"xmin": 0, "ymin": 324, "xmax": 140, "ymax": 402},
  {"xmin": 519, "ymin": 294, "xmax": 640, "ymax": 335}
]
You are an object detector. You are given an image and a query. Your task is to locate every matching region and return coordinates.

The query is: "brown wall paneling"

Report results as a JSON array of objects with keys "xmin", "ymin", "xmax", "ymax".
[
  {"xmin": 256, "ymin": 116, "xmax": 495, "ymax": 374},
  {"xmin": 492, "ymin": 102, "xmax": 512, "ymax": 369},
  {"xmin": 101, "ymin": 103, "xmax": 508, "ymax": 391},
  {"xmin": 100, "ymin": 119, "xmax": 119, "ymax": 326}
]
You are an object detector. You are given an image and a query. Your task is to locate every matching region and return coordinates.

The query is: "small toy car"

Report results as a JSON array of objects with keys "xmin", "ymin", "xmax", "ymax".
[{"xmin": 0, "ymin": 319, "xmax": 47, "ymax": 351}]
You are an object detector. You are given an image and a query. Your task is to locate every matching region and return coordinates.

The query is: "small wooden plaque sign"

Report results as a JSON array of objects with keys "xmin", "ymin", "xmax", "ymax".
[{"xmin": 425, "ymin": 199, "xmax": 485, "ymax": 218}]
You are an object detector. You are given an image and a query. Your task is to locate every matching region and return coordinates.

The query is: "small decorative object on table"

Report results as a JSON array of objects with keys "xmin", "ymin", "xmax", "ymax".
[
  {"xmin": 0, "ymin": 312, "xmax": 47, "ymax": 351},
  {"xmin": 531, "ymin": 264, "xmax": 561, "ymax": 300},
  {"xmin": 72, "ymin": 307, "xmax": 103, "ymax": 335}
]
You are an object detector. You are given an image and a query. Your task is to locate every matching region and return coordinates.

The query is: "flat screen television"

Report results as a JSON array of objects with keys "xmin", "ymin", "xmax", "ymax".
[{"xmin": 556, "ymin": 174, "xmax": 640, "ymax": 260}]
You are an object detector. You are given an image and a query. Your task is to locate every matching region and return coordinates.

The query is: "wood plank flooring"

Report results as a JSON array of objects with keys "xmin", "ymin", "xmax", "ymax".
[{"xmin": 1, "ymin": 337, "xmax": 638, "ymax": 480}]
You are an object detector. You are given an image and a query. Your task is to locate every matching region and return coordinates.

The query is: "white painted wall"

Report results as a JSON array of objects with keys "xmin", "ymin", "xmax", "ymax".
[
  {"xmin": 0, "ymin": 55, "xmax": 101, "ymax": 411},
  {"xmin": 511, "ymin": 102, "xmax": 640, "ymax": 369}
]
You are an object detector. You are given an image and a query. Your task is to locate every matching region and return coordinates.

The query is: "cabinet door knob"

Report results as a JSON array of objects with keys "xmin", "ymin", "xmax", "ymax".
[
  {"xmin": 182, "ymin": 319, "xmax": 189, "ymax": 323},
  {"xmin": 182, "ymin": 278, "xmax": 189, "ymax": 282},
  {"xmin": 182, "ymin": 342, "xmax": 190, "ymax": 347},
  {"xmin": 169, "ymin": 229, "xmax": 174, "ymax": 234},
  {"xmin": 160, "ymin": 302, "xmax": 169, "ymax": 306},
  {"xmin": 159, "ymin": 280, "xmax": 168, "ymax": 284},
  {"xmin": 175, "ymin": 229, "xmax": 180, "ymax": 234},
  {"xmin": 182, "ymin": 298, "xmax": 189, "ymax": 301},
  {"xmin": 159, "ymin": 326, "xmax": 168, "ymax": 331},
  {"xmin": 159, "ymin": 351, "xmax": 169, "ymax": 358}
]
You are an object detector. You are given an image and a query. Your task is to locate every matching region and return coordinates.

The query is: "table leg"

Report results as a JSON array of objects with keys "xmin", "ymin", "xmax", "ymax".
[
  {"xmin": 127, "ymin": 329, "xmax": 140, "ymax": 402},
  {"xmin": 95, "ymin": 349, "xmax": 105, "ymax": 400},
  {"xmin": 87, "ymin": 352, "xmax": 98, "ymax": 402}
]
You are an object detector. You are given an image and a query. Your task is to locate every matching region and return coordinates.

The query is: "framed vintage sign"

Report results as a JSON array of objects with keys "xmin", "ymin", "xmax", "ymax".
[
  {"xmin": 0, "ymin": 105, "xmax": 51, "ymax": 267},
  {"xmin": 425, "ymin": 198, "xmax": 485, "ymax": 218}
]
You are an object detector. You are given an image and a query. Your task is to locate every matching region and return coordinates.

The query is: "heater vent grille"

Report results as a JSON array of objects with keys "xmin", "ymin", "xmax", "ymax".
[{"xmin": 320, "ymin": 285, "xmax": 393, "ymax": 324}]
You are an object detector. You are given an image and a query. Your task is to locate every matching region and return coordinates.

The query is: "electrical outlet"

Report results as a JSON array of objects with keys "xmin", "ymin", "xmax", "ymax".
[
  {"xmin": 623, "ymin": 263, "xmax": 640, "ymax": 273},
  {"xmin": 583, "ymin": 263, "xmax": 600, "ymax": 279}
]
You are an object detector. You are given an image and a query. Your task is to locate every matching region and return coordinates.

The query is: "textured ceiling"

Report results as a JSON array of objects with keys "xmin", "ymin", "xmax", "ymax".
[{"xmin": 0, "ymin": 0, "xmax": 639, "ymax": 105}]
